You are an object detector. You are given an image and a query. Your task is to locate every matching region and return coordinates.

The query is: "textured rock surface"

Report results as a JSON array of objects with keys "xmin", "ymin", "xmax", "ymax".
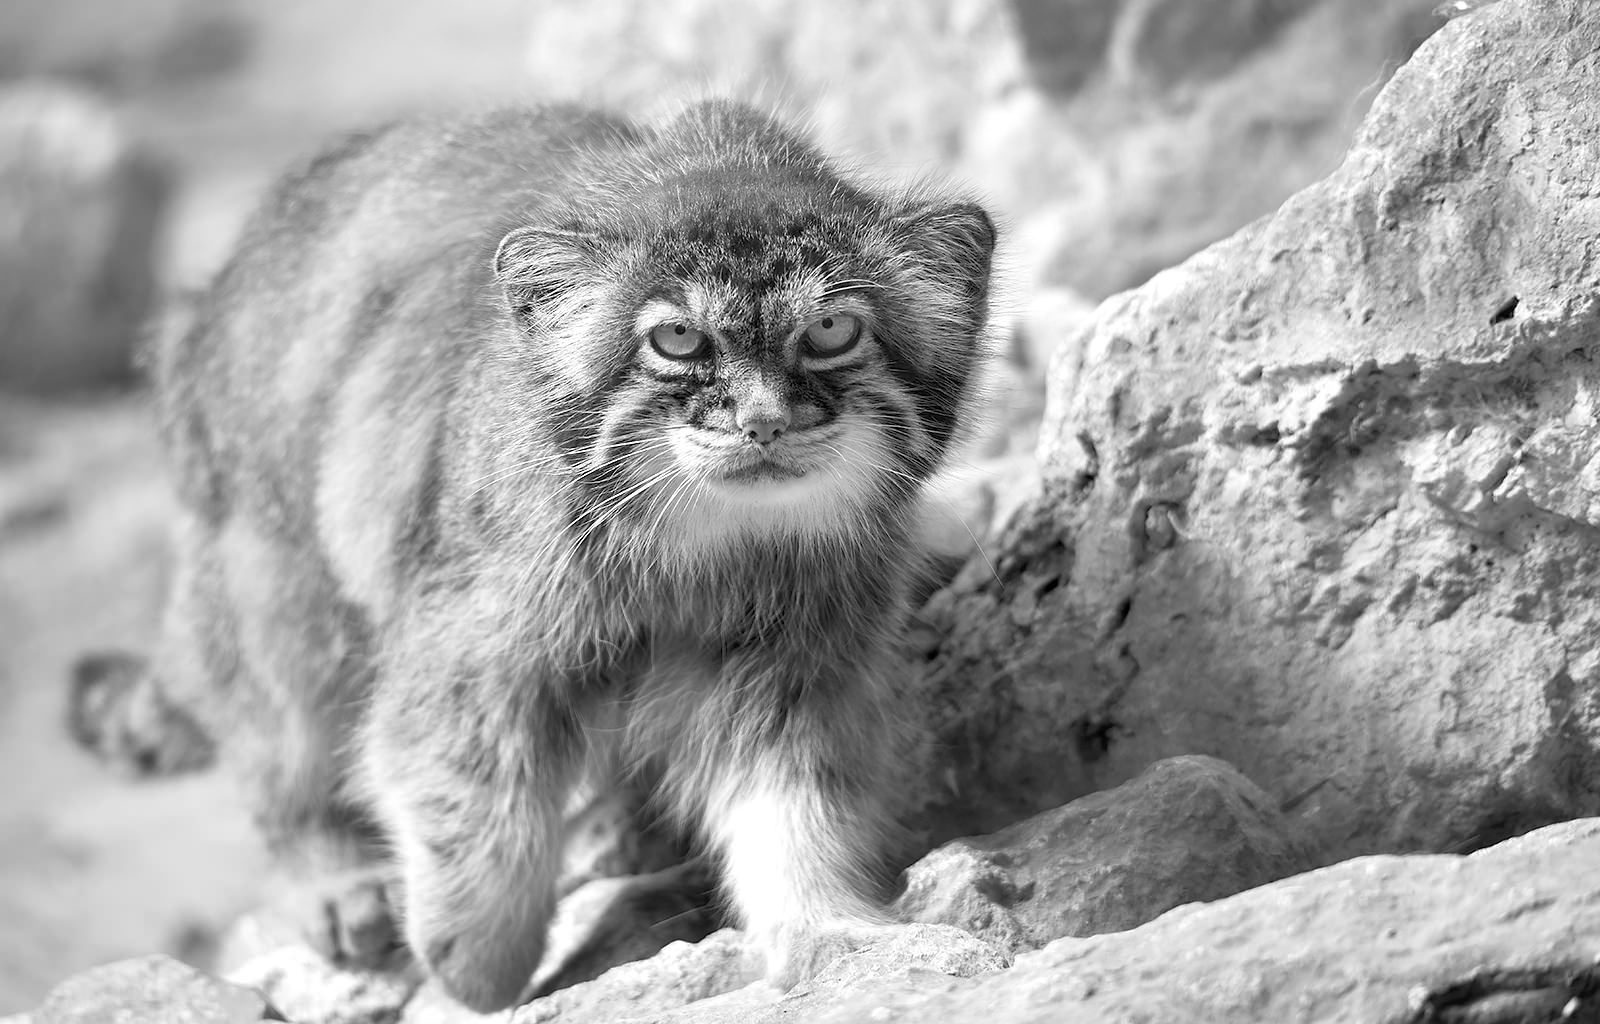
[
  {"xmin": 896, "ymin": 755, "xmax": 1317, "ymax": 952},
  {"xmin": 0, "ymin": 82, "xmax": 168, "ymax": 391},
  {"xmin": 225, "ymin": 946, "xmax": 417, "ymax": 1024},
  {"xmin": 576, "ymin": 925, "xmax": 1011, "ymax": 1024},
  {"xmin": 26, "ymin": 818, "xmax": 1600, "ymax": 1022},
  {"xmin": 794, "ymin": 818, "xmax": 1600, "ymax": 1024},
  {"xmin": 503, "ymin": 930, "xmax": 762, "ymax": 1024},
  {"xmin": 32, "ymin": 955, "xmax": 269, "ymax": 1023},
  {"xmin": 494, "ymin": 818, "xmax": 1600, "ymax": 1023},
  {"xmin": 914, "ymin": 0, "xmax": 1600, "ymax": 860}
]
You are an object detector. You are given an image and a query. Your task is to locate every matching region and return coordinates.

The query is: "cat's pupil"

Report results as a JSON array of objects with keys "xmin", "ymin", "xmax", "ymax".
[
  {"xmin": 821, "ymin": 318, "xmax": 834, "ymax": 329},
  {"xmin": 674, "ymin": 325, "xmax": 687, "ymax": 335}
]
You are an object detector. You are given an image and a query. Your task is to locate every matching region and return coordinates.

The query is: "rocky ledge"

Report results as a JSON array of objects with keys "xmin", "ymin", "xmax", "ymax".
[{"xmin": 18, "ymin": 806, "xmax": 1600, "ymax": 1023}]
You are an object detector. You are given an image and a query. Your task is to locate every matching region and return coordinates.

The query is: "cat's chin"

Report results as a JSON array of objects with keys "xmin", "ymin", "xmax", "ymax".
[{"xmin": 712, "ymin": 453, "xmax": 809, "ymax": 486}]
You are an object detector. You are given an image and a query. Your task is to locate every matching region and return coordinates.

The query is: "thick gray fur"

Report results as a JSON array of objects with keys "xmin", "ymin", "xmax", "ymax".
[{"xmin": 124, "ymin": 100, "xmax": 993, "ymax": 1011}]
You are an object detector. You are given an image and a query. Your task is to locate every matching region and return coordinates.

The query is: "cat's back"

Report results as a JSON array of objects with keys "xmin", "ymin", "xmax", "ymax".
[{"xmin": 157, "ymin": 105, "xmax": 645, "ymax": 540}]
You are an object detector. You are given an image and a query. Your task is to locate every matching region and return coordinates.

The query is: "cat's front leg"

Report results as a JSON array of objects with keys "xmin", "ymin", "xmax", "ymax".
[
  {"xmin": 697, "ymin": 656, "xmax": 908, "ymax": 987},
  {"xmin": 363, "ymin": 642, "xmax": 589, "ymax": 1012}
]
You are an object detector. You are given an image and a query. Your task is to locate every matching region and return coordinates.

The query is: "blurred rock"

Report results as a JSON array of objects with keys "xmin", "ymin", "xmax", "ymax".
[
  {"xmin": 1109, "ymin": 0, "xmax": 1317, "ymax": 89},
  {"xmin": 1023, "ymin": 0, "xmax": 1444, "ymax": 297},
  {"xmin": 896, "ymin": 756, "xmax": 1317, "ymax": 952},
  {"xmin": 32, "ymin": 821, "xmax": 1600, "ymax": 1024},
  {"xmin": 32, "ymin": 955, "xmax": 271, "ymax": 1023},
  {"xmin": 225, "ymin": 946, "xmax": 418, "ymax": 1024},
  {"xmin": 0, "ymin": 81, "xmax": 169, "ymax": 392},
  {"xmin": 0, "ymin": 0, "xmax": 253, "ymax": 93},
  {"xmin": 522, "ymin": 0, "xmax": 1018, "ymax": 177},
  {"xmin": 1005, "ymin": 0, "xmax": 1119, "ymax": 97},
  {"xmin": 913, "ymin": 0, "xmax": 1600, "ymax": 860}
]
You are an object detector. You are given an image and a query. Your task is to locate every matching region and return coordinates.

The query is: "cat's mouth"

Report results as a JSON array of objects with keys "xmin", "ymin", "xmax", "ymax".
[
  {"xmin": 671, "ymin": 427, "xmax": 817, "ymax": 487},
  {"xmin": 716, "ymin": 448, "xmax": 807, "ymax": 484}
]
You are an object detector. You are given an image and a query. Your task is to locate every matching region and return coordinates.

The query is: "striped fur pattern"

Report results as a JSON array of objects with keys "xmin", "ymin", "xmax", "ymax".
[{"xmin": 145, "ymin": 100, "xmax": 994, "ymax": 1011}]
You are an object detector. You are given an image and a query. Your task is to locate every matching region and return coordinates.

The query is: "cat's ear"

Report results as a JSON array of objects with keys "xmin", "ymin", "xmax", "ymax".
[
  {"xmin": 889, "ymin": 201, "xmax": 996, "ymax": 306},
  {"xmin": 494, "ymin": 226, "xmax": 608, "ymax": 328}
]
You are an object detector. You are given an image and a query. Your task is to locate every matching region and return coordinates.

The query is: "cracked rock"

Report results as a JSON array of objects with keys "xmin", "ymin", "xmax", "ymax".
[
  {"xmin": 895, "ymin": 756, "xmax": 1319, "ymax": 953},
  {"xmin": 912, "ymin": 0, "xmax": 1600, "ymax": 861}
]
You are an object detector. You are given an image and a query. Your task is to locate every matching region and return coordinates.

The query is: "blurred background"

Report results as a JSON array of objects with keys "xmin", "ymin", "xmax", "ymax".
[{"xmin": 0, "ymin": 0, "xmax": 1450, "ymax": 1012}]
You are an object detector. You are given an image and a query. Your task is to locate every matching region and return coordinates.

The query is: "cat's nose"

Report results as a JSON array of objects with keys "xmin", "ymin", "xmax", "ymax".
[{"xmin": 739, "ymin": 411, "xmax": 789, "ymax": 444}]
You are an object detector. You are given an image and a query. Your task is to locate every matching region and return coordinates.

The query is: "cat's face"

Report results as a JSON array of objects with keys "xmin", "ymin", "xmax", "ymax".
[{"xmin": 495, "ymin": 172, "xmax": 994, "ymax": 549}]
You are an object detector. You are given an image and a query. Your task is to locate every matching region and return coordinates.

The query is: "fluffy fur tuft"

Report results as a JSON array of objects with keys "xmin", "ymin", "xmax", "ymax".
[{"xmin": 112, "ymin": 99, "xmax": 994, "ymax": 1012}]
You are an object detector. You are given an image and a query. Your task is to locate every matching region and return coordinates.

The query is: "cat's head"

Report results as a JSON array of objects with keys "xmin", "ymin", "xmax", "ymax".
[{"xmin": 492, "ymin": 102, "xmax": 995, "ymax": 552}]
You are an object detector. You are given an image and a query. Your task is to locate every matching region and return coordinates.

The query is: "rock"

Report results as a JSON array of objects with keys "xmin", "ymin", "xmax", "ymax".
[
  {"xmin": 914, "ymin": 0, "xmax": 1600, "ymax": 861},
  {"xmin": 610, "ymin": 925, "xmax": 1010, "ymax": 1024},
  {"xmin": 802, "ymin": 924, "xmax": 1011, "ymax": 990},
  {"xmin": 1109, "ymin": 0, "xmax": 1317, "ymax": 89},
  {"xmin": 803, "ymin": 818, "xmax": 1600, "ymax": 1024},
  {"xmin": 896, "ymin": 756, "xmax": 1318, "ymax": 952},
  {"xmin": 507, "ymin": 930, "xmax": 762, "ymax": 1024},
  {"xmin": 225, "ymin": 946, "xmax": 419, "ymax": 1024},
  {"xmin": 1005, "ymin": 0, "xmax": 1120, "ymax": 98},
  {"xmin": 1022, "ymin": 0, "xmax": 1444, "ymax": 297},
  {"xmin": 578, "ymin": 818, "xmax": 1600, "ymax": 1023},
  {"xmin": 31, "ymin": 955, "xmax": 271, "ymax": 1023},
  {"xmin": 0, "ymin": 81, "xmax": 169, "ymax": 392}
]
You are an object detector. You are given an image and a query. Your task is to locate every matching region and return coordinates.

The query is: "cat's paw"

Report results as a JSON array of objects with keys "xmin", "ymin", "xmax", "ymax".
[{"xmin": 286, "ymin": 869, "xmax": 405, "ymax": 969}]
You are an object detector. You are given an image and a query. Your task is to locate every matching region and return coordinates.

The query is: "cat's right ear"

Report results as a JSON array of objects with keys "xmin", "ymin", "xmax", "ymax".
[{"xmin": 494, "ymin": 227, "xmax": 606, "ymax": 328}]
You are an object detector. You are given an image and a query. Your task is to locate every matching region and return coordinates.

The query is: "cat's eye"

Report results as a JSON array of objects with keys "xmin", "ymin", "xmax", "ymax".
[
  {"xmin": 650, "ymin": 323, "xmax": 710, "ymax": 360},
  {"xmin": 803, "ymin": 314, "xmax": 861, "ymax": 356}
]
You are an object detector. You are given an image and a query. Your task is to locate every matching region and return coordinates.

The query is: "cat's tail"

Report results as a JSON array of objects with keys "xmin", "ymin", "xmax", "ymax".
[{"xmin": 68, "ymin": 651, "xmax": 215, "ymax": 776}]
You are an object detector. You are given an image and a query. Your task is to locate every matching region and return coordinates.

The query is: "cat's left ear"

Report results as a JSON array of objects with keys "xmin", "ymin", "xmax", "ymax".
[
  {"xmin": 889, "ymin": 201, "xmax": 996, "ymax": 304},
  {"xmin": 494, "ymin": 226, "xmax": 609, "ymax": 328}
]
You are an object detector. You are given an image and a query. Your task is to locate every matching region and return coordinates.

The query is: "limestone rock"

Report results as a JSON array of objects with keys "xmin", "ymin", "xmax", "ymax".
[
  {"xmin": 584, "ymin": 818, "xmax": 1600, "ymax": 1023},
  {"xmin": 32, "ymin": 955, "xmax": 271, "ymax": 1024},
  {"xmin": 801, "ymin": 923, "xmax": 1011, "ymax": 989},
  {"xmin": 810, "ymin": 818, "xmax": 1600, "ymax": 1024},
  {"xmin": 914, "ymin": 0, "xmax": 1600, "ymax": 861},
  {"xmin": 225, "ymin": 946, "xmax": 418, "ymax": 1024},
  {"xmin": 507, "ymin": 930, "xmax": 762, "ymax": 1024},
  {"xmin": 616, "ymin": 925, "xmax": 1010, "ymax": 1024},
  {"xmin": 1020, "ymin": 0, "xmax": 1443, "ymax": 297},
  {"xmin": 896, "ymin": 756, "xmax": 1318, "ymax": 952},
  {"xmin": 0, "ymin": 81, "xmax": 169, "ymax": 392}
]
